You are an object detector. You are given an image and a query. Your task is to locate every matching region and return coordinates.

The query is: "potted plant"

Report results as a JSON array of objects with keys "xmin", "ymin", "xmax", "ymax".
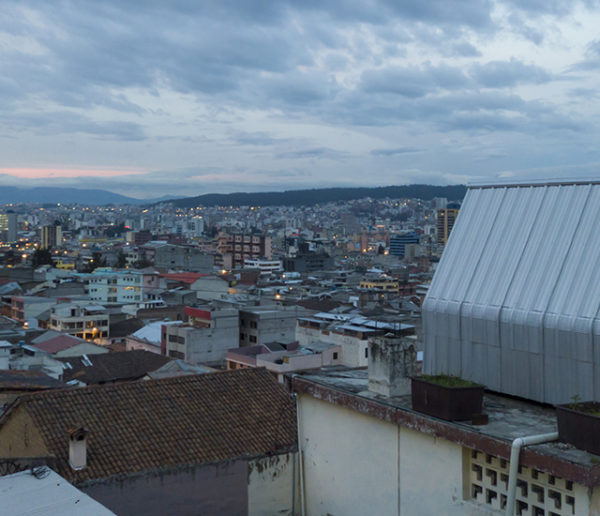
[
  {"xmin": 556, "ymin": 398, "xmax": 600, "ymax": 455},
  {"xmin": 411, "ymin": 374, "xmax": 484, "ymax": 421}
]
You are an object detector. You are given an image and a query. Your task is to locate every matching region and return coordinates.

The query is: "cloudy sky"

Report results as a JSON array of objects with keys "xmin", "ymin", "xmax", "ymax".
[{"xmin": 2, "ymin": 1, "xmax": 600, "ymax": 199}]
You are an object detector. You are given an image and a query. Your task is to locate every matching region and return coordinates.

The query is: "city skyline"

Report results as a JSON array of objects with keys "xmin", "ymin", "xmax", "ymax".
[{"xmin": 2, "ymin": 1, "xmax": 600, "ymax": 199}]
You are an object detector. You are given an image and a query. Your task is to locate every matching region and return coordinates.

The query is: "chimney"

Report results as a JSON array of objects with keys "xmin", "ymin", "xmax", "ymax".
[
  {"xmin": 68, "ymin": 427, "xmax": 89, "ymax": 470},
  {"xmin": 368, "ymin": 335, "xmax": 418, "ymax": 397}
]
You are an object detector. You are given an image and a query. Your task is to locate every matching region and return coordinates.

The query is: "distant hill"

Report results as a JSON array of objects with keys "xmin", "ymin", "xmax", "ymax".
[
  {"xmin": 0, "ymin": 186, "xmax": 156, "ymax": 205},
  {"xmin": 169, "ymin": 184, "xmax": 467, "ymax": 208}
]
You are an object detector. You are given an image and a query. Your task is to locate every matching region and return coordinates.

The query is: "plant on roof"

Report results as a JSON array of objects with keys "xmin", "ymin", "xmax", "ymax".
[{"xmin": 419, "ymin": 374, "xmax": 481, "ymax": 388}]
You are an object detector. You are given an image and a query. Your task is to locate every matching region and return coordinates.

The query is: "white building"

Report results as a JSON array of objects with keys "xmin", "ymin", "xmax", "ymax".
[
  {"xmin": 88, "ymin": 271, "xmax": 145, "ymax": 304},
  {"xmin": 243, "ymin": 258, "xmax": 283, "ymax": 276}
]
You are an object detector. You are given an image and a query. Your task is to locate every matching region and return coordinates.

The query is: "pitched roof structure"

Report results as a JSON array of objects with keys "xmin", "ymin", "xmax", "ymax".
[
  {"xmin": 0, "ymin": 368, "xmax": 296, "ymax": 484},
  {"xmin": 58, "ymin": 350, "xmax": 172, "ymax": 385},
  {"xmin": 0, "ymin": 370, "xmax": 65, "ymax": 391},
  {"xmin": 32, "ymin": 334, "xmax": 86, "ymax": 354}
]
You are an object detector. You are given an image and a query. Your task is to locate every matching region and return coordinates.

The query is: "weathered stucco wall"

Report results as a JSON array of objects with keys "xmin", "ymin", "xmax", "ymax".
[
  {"xmin": 248, "ymin": 452, "xmax": 298, "ymax": 515},
  {"xmin": 82, "ymin": 461, "xmax": 248, "ymax": 516},
  {"xmin": 299, "ymin": 394, "xmax": 398, "ymax": 515},
  {"xmin": 298, "ymin": 393, "xmax": 520, "ymax": 516},
  {"xmin": 0, "ymin": 407, "xmax": 47, "ymax": 458},
  {"xmin": 82, "ymin": 453, "xmax": 298, "ymax": 516}
]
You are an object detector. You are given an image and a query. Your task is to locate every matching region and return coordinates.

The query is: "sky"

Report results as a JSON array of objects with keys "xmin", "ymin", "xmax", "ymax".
[{"xmin": 1, "ymin": 1, "xmax": 600, "ymax": 199}]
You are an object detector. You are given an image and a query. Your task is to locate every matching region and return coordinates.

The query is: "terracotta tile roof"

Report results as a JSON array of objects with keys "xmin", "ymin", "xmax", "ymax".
[
  {"xmin": 58, "ymin": 350, "xmax": 171, "ymax": 385},
  {"xmin": 1, "ymin": 368, "xmax": 296, "ymax": 483},
  {"xmin": 33, "ymin": 334, "xmax": 86, "ymax": 354},
  {"xmin": 160, "ymin": 272, "xmax": 209, "ymax": 284}
]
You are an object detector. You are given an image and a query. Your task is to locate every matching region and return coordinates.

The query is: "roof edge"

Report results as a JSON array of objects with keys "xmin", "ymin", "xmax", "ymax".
[{"xmin": 468, "ymin": 177, "xmax": 600, "ymax": 189}]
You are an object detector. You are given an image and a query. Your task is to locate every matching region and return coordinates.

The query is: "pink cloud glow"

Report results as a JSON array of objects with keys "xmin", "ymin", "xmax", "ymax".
[{"xmin": 0, "ymin": 168, "xmax": 146, "ymax": 179}]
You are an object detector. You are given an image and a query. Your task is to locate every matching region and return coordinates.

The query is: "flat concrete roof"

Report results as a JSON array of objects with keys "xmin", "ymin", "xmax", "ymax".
[{"xmin": 292, "ymin": 367, "xmax": 600, "ymax": 487}]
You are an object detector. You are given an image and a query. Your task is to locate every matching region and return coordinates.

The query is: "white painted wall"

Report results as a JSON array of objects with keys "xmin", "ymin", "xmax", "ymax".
[
  {"xmin": 298, "ymin": 394, "xmax": 582, "ymax": 516},
  {"xmin": 299, "ymin": 394, "xmax": 398, "ymax": 516},
  {"xmin": 296, "ymin": 325, "xmax": 368, "ymax": 367}
]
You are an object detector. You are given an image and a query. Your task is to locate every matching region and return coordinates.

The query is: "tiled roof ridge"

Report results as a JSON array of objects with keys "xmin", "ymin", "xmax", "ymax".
[{"xmin": 6, "ymin": 367, "xmax": 273, "ymax": 405}]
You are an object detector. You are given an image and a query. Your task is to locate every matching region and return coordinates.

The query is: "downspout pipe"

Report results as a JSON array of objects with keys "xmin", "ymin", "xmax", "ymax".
[
  {"xmin": 505, "ymin": 432, "xmax": 558, "ymax": 516},
  {"xmin": 291, "ymin": 381, "xmax": 306, "ymax": 516}
]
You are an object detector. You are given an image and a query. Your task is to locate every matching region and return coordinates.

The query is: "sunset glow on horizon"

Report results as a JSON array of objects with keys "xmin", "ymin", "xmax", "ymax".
[{"xmin": 0, "ymin": 168, "xmax": 146, "ymax": 179}]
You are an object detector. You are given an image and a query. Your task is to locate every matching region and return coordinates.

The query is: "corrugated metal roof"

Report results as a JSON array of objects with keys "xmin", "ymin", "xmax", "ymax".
[{"xmin": 424, "ymin": 181, "xmax": 600, "ymax": 404}]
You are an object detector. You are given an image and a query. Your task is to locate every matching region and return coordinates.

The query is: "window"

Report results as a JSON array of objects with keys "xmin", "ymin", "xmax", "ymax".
[
  {"xmin": 240, "ymin": 333, "xmax": 245, "ymax": 340},
  {"xmin": 365, "ymin": 348, "xmax": 368, "ymax": 358},
  {"xmin": 467, "ymin": 449, "xmax": 575, "ymax": 515},
  {"xmin": 249, "ymin": 335, "xmax": 257, "ymax": 343},
  {"xmin": 168, "ymin": 350, "xmax": 185, "ymax": 359},
  {"xmin": 250, "ymin": 321, "xmax": 257, "ymax": 329},
  {"xmin": 333, "ymin": 352, "xmax": 338, "ymax": 360}
]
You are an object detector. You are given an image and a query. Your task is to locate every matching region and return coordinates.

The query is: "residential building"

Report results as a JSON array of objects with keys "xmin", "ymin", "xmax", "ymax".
[
  {"xmin": 48, "ymin": 303, "xmax": 109, "ymax": 340},
  {"xmin": 283, "ymin": 251, "xmax": 334, "ymax": 273},
  {"xmin": 162, "ymin": 306, "xmax": 239, "ymax": 363},
  {"xmin": 0, "ymin": 369, "xmax": 297, "ymax": 516},
  {"xmin": 296, "ymin": 311, "xmax": 414, "ymax": 367},
  {"xmin": 153, "ymin": 244, "xmax": 214, "ymax": 272},
  {"xmin": 239, "ymin": 305, "xmax": 308, "ymax": 347},
  {"xmin": 243, "ymin": 257, "xmax": 283, "ymax": 276},
  {"xmin": 10, "ymin": 296, "xmax": 57, "ymax": 326},
  {"xmin": 88, "ymin": 270, "xmax": 158, "ymax": 304},
  {"xmin": 218, "ymin": 230, "xmax": 272, "ymax": 268},
  {"xmin": 227, "ymin": 341, "xmax": 341, "ymax": 383}
]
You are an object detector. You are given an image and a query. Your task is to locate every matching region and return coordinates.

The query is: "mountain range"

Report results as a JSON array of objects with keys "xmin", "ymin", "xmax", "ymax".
[
  {"xmin": 169, "ymin": 184, "xmax": 467, "ymax": 208},
  {"xmin": 0, "ymin": 187, "xmax": 174, "ymax": 205},
  {"xmin": 0, "ymin": 184, "xmax": 467, "ymax": 206}
]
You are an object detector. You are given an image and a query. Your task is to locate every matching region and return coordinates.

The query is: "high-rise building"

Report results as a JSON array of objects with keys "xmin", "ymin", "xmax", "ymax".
[
  {"xmin": 41, "ymin": 224, "xmax": 62, "ymax": 249},
  {"xmin": 389, "ymin": 232, "xmax": 419, "ymax": 258},
  {"xmin": 436, "ymin": 203, "xmax": 460, "ymax": 246},
  {"xmin": 0, "ymin": 211, "xmax": 17, "ymax": 242}
]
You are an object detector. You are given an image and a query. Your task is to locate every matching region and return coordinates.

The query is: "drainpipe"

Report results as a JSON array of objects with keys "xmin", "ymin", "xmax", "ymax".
[
  {"xmin": 292, "ymin": 387, "xmax": 306, "ymax": 516},
  {"xmin": 505, "ymin": 432, "xmax": 558, "ymax": 516}
]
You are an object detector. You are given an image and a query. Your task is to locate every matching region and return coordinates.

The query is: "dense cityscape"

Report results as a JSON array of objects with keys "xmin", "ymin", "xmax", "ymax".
[{"xmin": 3, "ymin": 0, "xmax": 600, "ymax": 514}]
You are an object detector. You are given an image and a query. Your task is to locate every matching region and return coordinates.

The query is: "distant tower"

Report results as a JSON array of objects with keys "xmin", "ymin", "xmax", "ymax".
[
  {"xmin": 41, "ymin": 224, "xmax": 62, "ymax": 249},
  {"xmin": 436, "ymin": 203, "xmax": 460, "ymax": 246},
  {"xmin": 0, "ymin": 211, "xmax": 17, "ymax": 242}
]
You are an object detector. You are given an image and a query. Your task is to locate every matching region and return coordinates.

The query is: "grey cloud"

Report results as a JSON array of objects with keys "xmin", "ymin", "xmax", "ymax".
[
  {"xmin": 570, "ymin": 39, "xmax": 600, "ymax": 71},
  {"xmin": 371, "ymin": 147, "xmax": 422, "ymax": 156},
  {"xmin": 231, "ymin": 132, "xmax": 291, "ymax": 146},
  {"xmin": 0, "ymin": 110, "xmax": 146, "ymax": 141},
  {"xmin": 360, "ymin": 64, "xmax": 471, "ymax": 98},
  {"xmin": 470, "ymin": 58, "xmax": 552, "ymax": 87},
  {"xmin": 276, "ymin": 147, "xmax": 349, "ymax": 160}
]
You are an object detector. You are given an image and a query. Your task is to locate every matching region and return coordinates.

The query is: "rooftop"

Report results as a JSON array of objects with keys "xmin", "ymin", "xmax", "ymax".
[
  {"xmin": 1, "ymin": 368, "xmax": 297, "ymax": 484},
  {"xmin": 0, "ymin": 468, "xmax": 116, "ymax": 516},
  {"xmin": 59, "ymin": 350, "xmax": 172, "ymax": 385},
  {"xmin": 292, "ymin": 367, "xmax": 600, "ymax": 487}
]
